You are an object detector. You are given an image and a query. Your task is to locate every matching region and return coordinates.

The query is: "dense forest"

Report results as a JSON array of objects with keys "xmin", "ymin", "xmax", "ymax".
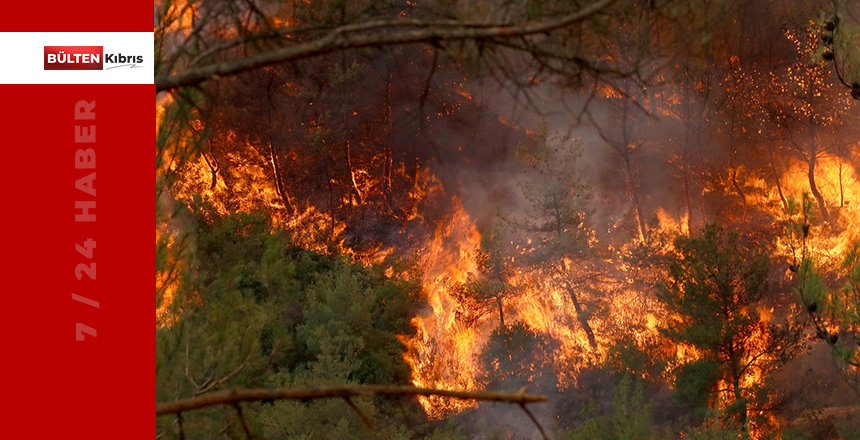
[{"xmin": 156, "ymin": 0, "xmax": 860, "ymax": 438}]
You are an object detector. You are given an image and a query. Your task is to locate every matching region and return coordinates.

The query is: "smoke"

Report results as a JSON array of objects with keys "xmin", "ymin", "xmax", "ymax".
[
  {"xmin": 428, "ymin": 78, "xmax": 697, "ymax": 242},
  {"xmin": 164, "ymin": 0, "xmax": 860, "ymax": 432}
]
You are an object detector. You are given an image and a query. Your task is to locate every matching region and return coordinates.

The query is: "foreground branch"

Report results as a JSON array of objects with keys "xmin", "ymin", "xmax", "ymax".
[
  {"xmin": 156, "ymin": 384, "xmax": 548, "ymax": 416},
  {"xmin": 155, "ymin": 0, "xmax": 614, "ymax": 92}
]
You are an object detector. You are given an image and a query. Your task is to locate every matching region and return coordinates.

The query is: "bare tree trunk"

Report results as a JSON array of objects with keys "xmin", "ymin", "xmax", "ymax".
[
  {"xmin": 838, "ymin": 161, "xmax": 845, "ymax": 207},
  {"xmin": 584, "ymin": 91, "xmax": 648, "ymax": 242},
  {"xmin": 729, "ymin": 165, "xmax": 747, "ymax": 220},
  {"xmin": 683, "ymin": 158, "xmax": 693, "ymax": 234},
  {"xmin": 733, "ymin": 377, "xmax": 751, "ymax": 440},
  {"xmin": 567, "ymin": 285, "xmax": 597, "ymax": 349},
  {"xmin": 768, "ymin": 151, "xmax": 789, "ymax": 214},
  {"xmin": 773, "ymin": 168, "xmax": 789, "ymax": 214},
  {"xmin": 265, "ymin": 80, "xmax": 295, "ymax": 215},
  {"xmin": 202, "ymin": 139, "xmax": 220, "ymax": 190},
  {"xmin": 269, "ymin": 143, "xmax": 295, "ymax": 214},
  {"xmin": 326, "ymin": 167, "xmax": 335, "ymax": 237},
  {"xmin": 559, "ymin": 275, "xmax": 596, "ymax": 349},
  {"xmin": 345, "ymin": 141, "xmax": 364, "ymax": 205},
  {"xmin": 699, "ymin": 169, "xmax": 708, "ymax": 227},
  {"xmin": 623, "ymin": 152, "xmax": 648, "ymax": 243},
  {"xmin": 383, "ymin": 71, "xmax": 396, "ymax": 215},
  {"xmin": 807, "ymin": 154, "xmax": 831, "ymax": 223}
]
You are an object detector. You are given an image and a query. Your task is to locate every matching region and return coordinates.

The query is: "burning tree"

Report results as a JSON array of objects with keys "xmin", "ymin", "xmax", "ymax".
[
  {"xmin": 450, "ymin": 227, "xmax": 519, "ymax": 328},
  {"xmin": 155, "ymin": 0, "xmax": 860, "ymax": 437},
  {"xmin": 513, "ymin": 126, "xmax": 599, "ymax": 349},
  {"xmin": 795, "ymin": 243, "xmax": 860, "ymax": 389},
  {"xmin": 480, "ymin": 321, "xmax": 560, "ymax": 392},
  {"xmin": 788, "ymin": 193, "xmax": 860, "ymax": 391},
  {"xmin": 586, "ymin": 82, "xmax": 654, "ymax": 244},
  {"xmin": 658, "ymin": 224, "xmax": 805, "ymax": 438},
  {"xmin": 766, "ymin": 25, "xmax": 853, "ymax": 227}
]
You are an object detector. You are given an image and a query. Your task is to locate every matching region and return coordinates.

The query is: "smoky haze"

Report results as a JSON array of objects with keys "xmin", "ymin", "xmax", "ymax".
[{"xmin": 158, "ymin": 0, "xmax": 860, "ymax": 438}]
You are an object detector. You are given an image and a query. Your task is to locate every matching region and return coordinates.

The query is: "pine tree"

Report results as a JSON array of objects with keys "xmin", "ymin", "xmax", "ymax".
[
  {"xmin": 658, "ymin": 224, "xmax": 804, "ymax": 438},
  {"xmin": 514, "ymin": 124, "xmax": 598, "ymax": 349},
  {"xmin": 450, "ymin": 226, "xmax": 518, "ymax": 327}
]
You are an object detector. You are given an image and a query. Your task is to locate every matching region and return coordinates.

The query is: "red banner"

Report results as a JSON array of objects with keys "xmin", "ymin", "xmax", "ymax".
[{"xmin": 1, "ymin": 2, "xmax": 152, "ymax": 438}]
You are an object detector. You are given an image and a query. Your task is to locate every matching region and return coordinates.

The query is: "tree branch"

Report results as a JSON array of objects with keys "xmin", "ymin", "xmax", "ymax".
[
  {"xmin": 518, "ymin": 401, "xmax": 550, "ymax": 440},
  {"xmin": 155, "ymin": 0, "xmax": 614, "ymax": 92},
  {"xmin": 156, "ymin": 384, "xmax": 548, "ymax": 416},
  {"xmin": 343, "ymin": 396, "xmax": 374, "ymax": 429},
  {"xmin": 232, "ymin": 403, "xmax": 253, "ymax": 440}
]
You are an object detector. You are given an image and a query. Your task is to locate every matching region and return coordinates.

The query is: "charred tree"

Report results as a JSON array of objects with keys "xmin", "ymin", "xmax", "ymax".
[
  {"xmin": 383, "ymin": 70, "xmax": 395, "ymax": 214},
  {"xmin": 515, "ymin": 127, "xmax": 599, "ymax": 350},
  {"xmin": 451, "ymin": 228, "xmax": 516, "ymax": 329},
  {"xmin": 269, "ymin": 142, "xmax": 296, "ymax": 214},
  {"xmin": 345, "ymin": 141, "xmax": 364, "ymax": 206},
  {"xmin": 266, "ymin": 80, "xmax": 296, "ymax": 215},
  {"xmin": 587, "ymin": 86, "xmax": 649, "ymax": 243},
  {"xmin": 560, "ymin": 277, "xmax": 597, "ymax": 349},
  {"xmin": 806, "ymin": 147, "xmax": 831, "ymax": 224},
  {"xmin": 768, "ymin": 26, "xmax": 851, "ymax": 226}
]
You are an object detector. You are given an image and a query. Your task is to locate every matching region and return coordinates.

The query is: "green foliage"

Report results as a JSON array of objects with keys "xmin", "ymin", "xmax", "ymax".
[
  {"xmin": 475, "ymin": 225, "xmax": 513, "ymax": 283},
  {"xmin": 785, "ymin": 191, "xmax": 860, "ymax": 387},
  {"xmin": 674, "ymin": 360, "xmax": 721, "ymax": 409},
  {"xmin": 566, "ymin": 374, "xmax": 656, "ymax": 440},
  {"xmin": 817, "ymin": 0, "xmax": 860, "ymax": 99},
  {"xmin": 839, "ymin": 242, "xmax": 860, "ymax": 329},
  {"xmin": 156, "ymin": 210, "xmax": 422, "ymax": 439},
  {"xmin": 196, "ymin": 210, "xmax": 273, "ymax": 300},
  {"xmin": 658, "ymin": 223, "xmax": 803, "ymax": 435},
  {"xmin": 255, "ymin": 371, "xmax": 414, "ymax": 440},
  {"xmin": 680, "ymin": 416, "xmax": 745, "ymax": 440},
  {"xmin": 793, "ymin": 240, "xmax": 860, "ymax": 381},
  {"xmin": 450, "ymin": 226, "xmax": 519, "ymax": 326},
  {"xmin": 659, "ymin": 225, "xmax": 770, "ymax": 354},
  {"xmin": 603, "ymin": 336, "xmax": 670, "ymax": 380},
  {"xmin": 296, "ymin": 262, "xmax": 416, "ymax": 384},
  {"xmin": 156, "ymin": 88, "xmax": 207, "ymax": 193},
  {"xmin": 479, "ymin": 321, "xmax": 559, "ymax": 391},
  {"xmin": 783, "ymin": 193, "xmax": 816, "ymax": 264}
]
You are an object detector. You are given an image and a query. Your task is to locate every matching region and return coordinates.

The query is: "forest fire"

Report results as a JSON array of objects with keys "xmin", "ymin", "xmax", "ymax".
[
  {"xmin": 391, "ymin": 146, "xmax": 860, "ymax": 426},
  {"xmin": 400, "ymin": 192, "xmax": 684, "ymax": 417},
  {"xmin": 771, "ymin": 154, "xmax": 860, "ymax": 264},
  {"xmin": 155, "ymin": 0, "xmax": 860, "ymax": 438},
  {"xmin": 400, "ymin": 201, "xmax": 484, "ymax": 416}
]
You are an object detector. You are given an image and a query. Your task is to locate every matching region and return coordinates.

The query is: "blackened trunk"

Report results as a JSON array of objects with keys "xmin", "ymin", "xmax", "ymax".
[
  {"xmin": 838, "ymin": 162, "xmax": 845, "ymax": 207},
  {"xmin": 730, "ymin": 166, "xmax": 747, "ymax": 221},
  {"xmin": 808, "ymin": 155, "xmax": 831, "ymax": 224},
  {"xmin": 383, "ymin": 71, "xmax": 395, "ymax": 213},
  {"xmin": 562, "ymin": 280, "xmax": 597, "ymax": 349},
  {"xmin": 345, "ymin": 141, "xmax": 363, "ymax": 205},
  {"xmin": 202, "ymin": 139, "xmax": 220, "ymax": 190},
  {"xmin": 683, "ymin": 160, "xmax": 693, "ymax": 234},
  {"xmin": 770, "ymin": 158, "xmax": 789, "ymax": 214},
  {"xmin": 623, "ymin": 152, "xmax": 648, "ymax": 243},
  {"xmin": 269, "ymin": 143, "xmax": 295, "ymax": 214}
]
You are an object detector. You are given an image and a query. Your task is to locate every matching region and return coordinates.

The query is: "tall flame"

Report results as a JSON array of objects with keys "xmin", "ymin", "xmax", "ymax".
[
  {"xmin": 400, "ymin": 196, "xmax": 675, "ymax": 417},
  {"xmin": 401, "ymin": 200, "xmax": 484, "ymax": 416}
]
